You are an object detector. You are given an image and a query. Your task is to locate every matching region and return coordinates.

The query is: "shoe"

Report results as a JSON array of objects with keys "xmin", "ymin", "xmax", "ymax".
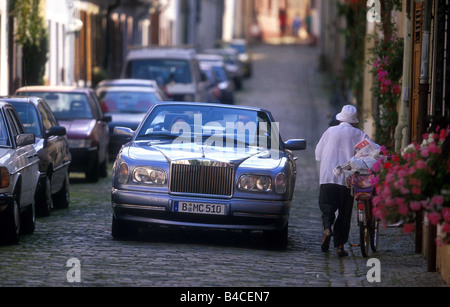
[
  {"xmin": 321, "ymin": 229, "xmax": 332, "ymax": 252},
  {"xmin": 337, "ymin": 245, "xmax": 349, "ymax": 257}
]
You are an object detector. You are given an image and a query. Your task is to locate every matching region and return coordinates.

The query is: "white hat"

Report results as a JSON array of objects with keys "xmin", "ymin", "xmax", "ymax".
[{"xmin": 336, "ymin": 105, "xmax": 359, "ymax": 124}]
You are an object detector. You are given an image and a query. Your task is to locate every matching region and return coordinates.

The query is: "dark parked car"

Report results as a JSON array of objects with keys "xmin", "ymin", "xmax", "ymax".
[
  {"xmin": 197, "ymin": 54, "xmax": 235, "ymax": 104},
  {"xmin": 16, "ymin": 86, "xmax": 111, "ymax": 182},
  {"xmin": 0, "ymin": 101, "xmax": 39, "ymax": 245},
  {"xmin": 95, "ymin": 82, "xmax": 163, "ymax": 158},
  {"xmin": 110, "ymin": 102, "xmax": 306, "ymax": 247},
  {"xmin": 4, "ymin": 96, "xmax": 71, "ymax": 216}
]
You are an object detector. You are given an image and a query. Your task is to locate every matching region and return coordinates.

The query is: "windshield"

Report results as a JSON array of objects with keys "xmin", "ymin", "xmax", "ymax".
[
  {"xmin": 0, "ymin": 113, "xmax": 10, "ymax": 147},
  {"xmin": 211, "ymin": 66, "xmax": 228, "ymax": 83},
  {"xmin": 136, "ymin": 104, "xmax": 276, "ymax": 149},
  {"xmin": 25, "ymin": 92, "xmax": 93, "ymax": 120},
  {"xmin": 98, "ymin": 90, "xmax": 161, "ymax": 113},
  {"xmin": 124, "ymin": 59, "xmax": 192, "ymax": 85},
  {"xmin": 10, "ymin": 102, "xmax": 42, "ymax": 137}
]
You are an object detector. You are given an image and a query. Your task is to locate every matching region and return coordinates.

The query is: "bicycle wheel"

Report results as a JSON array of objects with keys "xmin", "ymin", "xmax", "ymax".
[
  {"xmin": 365, "ymin": 198, "xmax": 379, "ymax": 252},
  {"xmin": 359, "ymin": 200, "xmax": 370, "ymax": 257},
  {"xmin": 370, "ymin": 218, "xmax": 380, "ymax": 252}
]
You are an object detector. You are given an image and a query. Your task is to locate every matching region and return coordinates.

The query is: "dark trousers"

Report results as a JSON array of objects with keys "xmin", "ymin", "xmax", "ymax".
[{"xmin": 319, "ymin": 184, "xmax": 354, "ymax": 247}]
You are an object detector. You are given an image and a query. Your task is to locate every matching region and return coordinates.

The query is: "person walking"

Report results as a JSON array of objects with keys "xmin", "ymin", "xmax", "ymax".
[{"xmin": 315, "ymin": 105, "xmax": 379, "ymax": 257}]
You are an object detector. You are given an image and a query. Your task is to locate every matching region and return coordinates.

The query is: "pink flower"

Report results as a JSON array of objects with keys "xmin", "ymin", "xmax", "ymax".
[
  {"xmin": 412, "ymin": 186, "xmax": 421, "ymax": 195},
  {"xmin": 442, "ymin": 222, "xmax": 450, "ymax": 234},
  {"xmin": 409, "ymin": 201, "xmax": 422, "ymax": 212},
  {"xmin": 431, "ymin": 195, "xmax": 444, "ymax": 206},
  {"xmin": 420, "ymin": 147, "xmax": 429, "ymax": 158},
  {"xmin": 428, "ymin": 212, "xmax": 442, "ymax": 226},
  {"xmin": 442, "ymin": 207, "xmax": 450, "ymax": 222}
]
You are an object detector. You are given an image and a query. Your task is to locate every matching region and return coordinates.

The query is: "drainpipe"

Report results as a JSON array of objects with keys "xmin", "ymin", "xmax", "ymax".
[{"xmin": 394, "ymin": 0, "xmax": 411, "ymax": 152}]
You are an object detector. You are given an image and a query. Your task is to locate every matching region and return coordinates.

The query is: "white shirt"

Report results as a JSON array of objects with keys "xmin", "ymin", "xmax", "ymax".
[{"xmin": 315, "ymin": 122, "xmax": 379, "ymax": 186}]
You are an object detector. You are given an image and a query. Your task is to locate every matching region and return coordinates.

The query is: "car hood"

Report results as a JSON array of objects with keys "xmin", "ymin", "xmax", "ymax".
[
  {"xmin": 58, "ymin": 119, "xmax": 96, "ymax": 139},
  {"xmin": 126, "ymin": 141, "xmax": 284, "ymax": 169}
]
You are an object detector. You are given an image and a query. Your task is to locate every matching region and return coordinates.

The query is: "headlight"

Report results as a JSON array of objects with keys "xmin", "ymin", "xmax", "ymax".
[
  {"xmin": 238, "ymin": 174, "xmax": 272, "ymax": 192},
  {"xmin": 0, "ymin": 167, "xmax": 10, "ymax": 188},
  {"xmin": 274, "ymin": 173, "xmax": 287, "ymax": 194},
  {"xmin": 118, "ymin": 163, "xmax": 129, "ymax": 184},
  {"xmin": 132, "ymin": 166, "xmax": 167, "ymax": 186},
  {"xmin": 67, "ymin": 138, "xmax": 92, "ymax": 148}
]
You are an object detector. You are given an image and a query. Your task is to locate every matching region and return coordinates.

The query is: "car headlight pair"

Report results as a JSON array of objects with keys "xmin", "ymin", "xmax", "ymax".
[
  {"xmin": 117, "ymin": 163, "xmax": 166, "ymax": 186},
  {"xmin": 238, "ymin": 173, "xmax": 287, "ymax": 194}
]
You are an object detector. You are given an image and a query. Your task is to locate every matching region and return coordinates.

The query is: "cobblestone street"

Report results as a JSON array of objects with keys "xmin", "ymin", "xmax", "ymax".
[{"xmin": 0, "ymin": 43, "xmax": 447, "ymax": 288}]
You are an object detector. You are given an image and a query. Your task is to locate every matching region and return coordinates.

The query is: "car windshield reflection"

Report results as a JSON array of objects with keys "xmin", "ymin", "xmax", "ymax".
[{"xmin": 136, "ymin": 104, "xmax": 276, "ymax": 149}]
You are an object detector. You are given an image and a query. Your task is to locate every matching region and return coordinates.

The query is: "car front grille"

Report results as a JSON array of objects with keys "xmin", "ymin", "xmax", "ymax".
[{"xmin": 169, "ymin": 162, "xmax": 234, "ymax": 197}]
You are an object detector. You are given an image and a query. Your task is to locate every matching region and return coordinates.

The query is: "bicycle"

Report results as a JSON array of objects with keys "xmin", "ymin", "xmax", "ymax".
[{"xmin": 347, "ymin": 171, "xmax": 379, "ymax": 258}]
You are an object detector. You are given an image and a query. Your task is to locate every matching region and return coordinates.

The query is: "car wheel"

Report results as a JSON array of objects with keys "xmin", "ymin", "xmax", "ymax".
[
  {"xmin": 0, "ymin": 194, "xmax": 20, "ymax": 245},
  {"xmin": 53, "ymin": 171, "xmax": 69, "ymax": 209},
  {"xmin": 21, "ymin": 202, "xmax": 36, "ymax": 235},
  {"xmin": 99, "ymin": 154, "xmax": 108, "ymax": 178},
  {"xmin": 112, "ymin": 216, "xmax": 138, "ymax": 240},
  {"xmin": 36, "ymin": 176, "xmax": 52, "ymax": 216},
  {"xmin": 86, "ymin": 155, "xmax": 99, "ymax": 183}
]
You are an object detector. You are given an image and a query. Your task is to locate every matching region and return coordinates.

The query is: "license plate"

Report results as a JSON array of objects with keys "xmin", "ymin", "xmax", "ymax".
[{"xmin": 174, "ymin": 201, "xmax": 226, "ymax": 216}]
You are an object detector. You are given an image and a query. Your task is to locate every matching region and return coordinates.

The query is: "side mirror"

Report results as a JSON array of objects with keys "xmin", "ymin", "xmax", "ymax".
[
  {"xmin": 103, "ymin": 115, "xmax": 112, "ymax": 123},
  {"xmin": 114, "ymin": 126, "xmax": 134, "ymax": 139},
  {"xmin": 284, "ymin": 139, "xmax": 306, "ymax": 151},
  {"xmin": 47, "ymin": 126, "xmax": 66, "ymax": 137},
  {"xmin": 16, "ymin": 133, "xmax": 35, "ymax": 147}
]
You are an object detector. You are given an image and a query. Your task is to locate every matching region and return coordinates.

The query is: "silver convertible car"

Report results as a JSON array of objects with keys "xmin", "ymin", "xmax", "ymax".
[{"xmin": 111, "ymin": 102, "xmax": 306, "ymax": 246}]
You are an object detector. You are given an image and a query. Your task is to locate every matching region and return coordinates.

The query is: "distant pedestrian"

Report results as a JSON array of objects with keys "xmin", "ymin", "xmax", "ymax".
[
  {"xmin": 292, "ymin": 14, "xmax": 301, "ymax": 38},
  {"xmin": 315, "ymin": 105, "xmax": 379, "ymax": 257}
]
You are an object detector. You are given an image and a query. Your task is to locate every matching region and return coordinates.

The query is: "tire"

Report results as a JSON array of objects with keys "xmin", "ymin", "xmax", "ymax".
[
  {"xmin": 86, "ymin": 155, "xmax": 99, "ymax": 183},
  {"xmin": 359, "ymin": 222, "xmax": 369, "ymax": 258},
  {"xmin": 53, "ymin": 171, "xmax": 69, "ymax": 209},
  {"xmin": 20, "ymin": 202, "xmax": 36, "ymax": 235},
  {"xmin": 0, "ymin": 196, "xmax": 20, "ymax": 245},
  {"xmin": 99, "ymin": 153, "xmax": 108, "ymax": 178},
  {"xmin": 36, "ymin": 176, "xmax": 52, "ymax": 216},
  {"xmin": 370, "ymin": 218, "xmax": 380, "ymax": 252}
]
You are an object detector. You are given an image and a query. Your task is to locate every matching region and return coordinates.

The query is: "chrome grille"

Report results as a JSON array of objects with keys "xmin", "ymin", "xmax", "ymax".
[{"xmin": 170, "ymin": 163, "xmax": 234, "ymax": 196}]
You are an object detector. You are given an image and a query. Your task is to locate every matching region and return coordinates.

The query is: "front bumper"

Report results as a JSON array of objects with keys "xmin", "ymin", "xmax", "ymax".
[{"xmin": 111, "ymin": 189, "xmax": 290, "ymax": 232}]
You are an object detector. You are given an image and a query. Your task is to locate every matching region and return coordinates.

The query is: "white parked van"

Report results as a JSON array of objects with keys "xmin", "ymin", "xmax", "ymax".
[{"xmin": 121, "ymin": 47, "xmax": 208, "ymax": 102}]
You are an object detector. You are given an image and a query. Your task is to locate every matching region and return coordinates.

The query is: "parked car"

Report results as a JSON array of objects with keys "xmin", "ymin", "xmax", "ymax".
[
  {"xmin": 203, "ymin": 48, "xmax": 244, "ymax": 90},
  {"xmin": 16, "ymin": 86, "xmax": 111, "ymax": 182},
  {"xmin": 110, "ymin": 102, "xmax": 306, "ymax": 247},
  {"xmin": 197, "ymin": 54, "xmax": 235, "ymax": 104},
  {"xmin": 95, "ymin": 78, "xmax": 168, "ymax": 101},
  {"xmin": 121, "ymin": 47, "xmax": 208, "ymax": 102},
  {"xmin": 0, "ymin": 101, "xmax": 40, "ymax": 245},
  {"xmin": 227, "ymin": 39, "xmax": 253, "ymax": 78},
  {"xmin": 199, "ymin": 63, "xmax": 222, "ymax": 104},
  {"xmin": 4, "ymin": 96, "xmax": 71, "ymax": 216},
  {"xmin": 95, "ymin": 82, "xmax": 163, "ymax": 158}
]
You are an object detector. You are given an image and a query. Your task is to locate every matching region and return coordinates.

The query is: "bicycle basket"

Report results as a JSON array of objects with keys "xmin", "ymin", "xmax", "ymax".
[{"xmin": 351, "ymin": 173, "xmax": 376, "ymax": 193}]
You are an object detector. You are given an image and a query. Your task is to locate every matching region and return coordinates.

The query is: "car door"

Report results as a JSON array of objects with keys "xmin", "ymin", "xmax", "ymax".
[
  {"xmin": 89, "ymin": 91, "xmax": 109, "ymax": 164},
  {"xmin": 38, "ymin": 100, "xmax": 69, "ymax": 193},
  {"xmin": 4, "ymin": 107, "xmax": 38, "ymax": 208}
]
